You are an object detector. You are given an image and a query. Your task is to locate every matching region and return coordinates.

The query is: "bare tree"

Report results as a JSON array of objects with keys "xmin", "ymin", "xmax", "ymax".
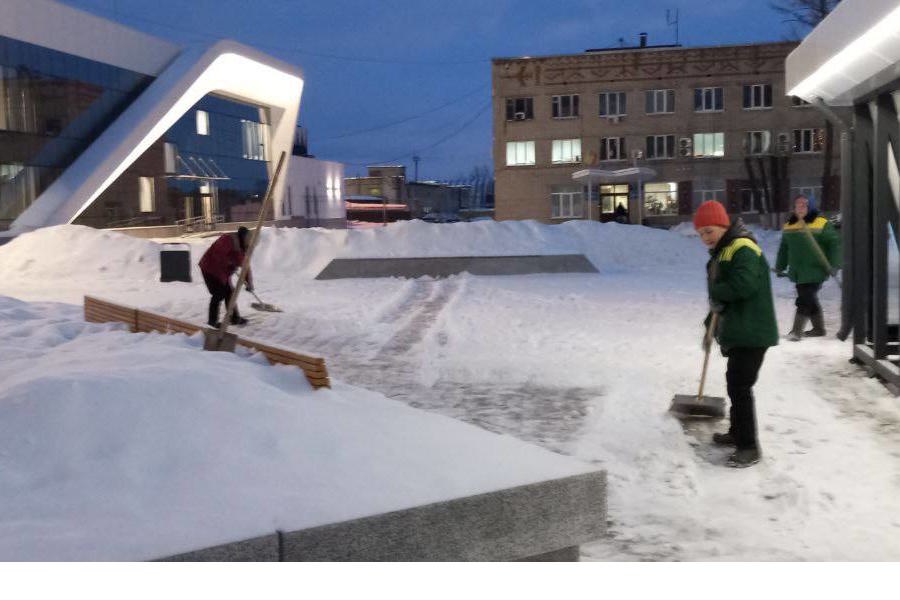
[{"xmin": 770, "ymin": 0, "xmax": 842, "ymax": 34}]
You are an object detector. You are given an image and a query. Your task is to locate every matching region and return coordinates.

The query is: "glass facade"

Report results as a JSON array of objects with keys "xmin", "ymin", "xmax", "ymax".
[{"xmin": 0, "ymin": 34, "xmax": 272, "ymax": 230}]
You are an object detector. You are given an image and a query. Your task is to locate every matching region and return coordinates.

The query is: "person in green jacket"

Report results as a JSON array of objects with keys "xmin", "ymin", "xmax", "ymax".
[
  {"xmin": 694, "ymin": 200, "xmax": 779, "ymax": 468},
  {"xmin": 775, "ymin": 195, "xmax": 841, "ymax": 341}
]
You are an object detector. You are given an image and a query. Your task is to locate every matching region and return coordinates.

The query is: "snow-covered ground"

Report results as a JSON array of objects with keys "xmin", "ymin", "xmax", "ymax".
[{"xmin": 2, "ymin": 219, "xmax": 900, "ymax": 561}]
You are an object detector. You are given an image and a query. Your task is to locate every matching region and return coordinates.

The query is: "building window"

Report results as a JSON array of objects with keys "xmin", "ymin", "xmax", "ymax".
[
  {"xmin": 740, "ymin": 188, "xmax": 772, "ymax": 214},
  {"xmin": 694, "ymin": 189, "xmax": 725, "ymax": 208},
  {"xmin": 241, "ymin": 119, "xmax": 268, "ymax": 160},
  {"xmin": 138, "ymin": 177, "xmax": 155, "ymax": 213},
  {"xmin": 550, "ymin": 185, "xmax": 583, "ymax": 218},
  {"xmin": 600, "ymin": 137, "xmax": 626, "ymax": 161},
  {"xmin": 552, "ymin": 95, "xmax": 579, "ymax": 118},
  {"xmin": 163, "ymin": 142, "xmax": 177, "ymax": 174},
  {"xmin": 746, "ymin": 131, "xmax": 771, "ymax": 155},
  {"xmin": 645, "ymin": 89, "xmax": 675, "ymax": 114},
  {"xmin": 552, "ymin": 139, "xmax": 582, "ymax": 164},
  {"xmin": 196, "ymin": 110, "xmax": 210, "ymax": 135},
  {"xmin": 599, "ymin": 92, "xmax": 626, "ymax": 117},
  {"xmin": 506, "ymin": 141, "xmax": 535, "ymax": 166},
  {"xmin": 791, "ymin": 186, "xmax": 822, "ymax": 201},
  {"xmin": 600, "ymin": 184, "xmax": 629, "ymax": 214},
  {"xmin": 646, "ymin": 135, "xmax": 675, "ymax": 159},
  {"xmin": 693, "ymin": 132, "xmax": 725, "ymax": 158},
  {"xmin": 644, "ymin": 182, "xmax": 679, "ymax": 216},
  {"xmin": 791, "ymin": 96, "xmax": 812, "ymax": 107},
  {"xmin": 694, "ymin": 87, "xmax": 723, "ymax": 112},
  {"xmin": 793, "ymin": 128, "xmax": 825, "ymax": 153},
  {"xmin": 506, "ymin": 97, "xmax": 534, "ymax": 121},
  {"xmin": 743, "ymin": 84, "xmax": 773, "ymax": 109}
]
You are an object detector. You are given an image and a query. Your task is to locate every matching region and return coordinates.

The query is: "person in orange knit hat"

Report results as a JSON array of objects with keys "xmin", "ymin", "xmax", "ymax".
[{"xmin": 694, "ymin": 201, "xmax": 778, "ymax": 468}]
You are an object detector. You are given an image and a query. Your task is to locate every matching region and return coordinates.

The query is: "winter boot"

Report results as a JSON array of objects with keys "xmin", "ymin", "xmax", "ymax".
[
  {"xmin": 727, "ymin": 447, "xmax": 761, "ymax": 468},
  {"xmin": 804, "ymin": 312, "xmax": 826, "ymax": 337},
  {"xmin": 712, "ymin": 432, "xmax": 736, "ymax": 446},
  {"xmin": 230, "ymin": 315, "xmax": 248, "ymax": 326},
  {"xmin": 787, "ymin": 311, "xmax": 807, "ymax": 342}
]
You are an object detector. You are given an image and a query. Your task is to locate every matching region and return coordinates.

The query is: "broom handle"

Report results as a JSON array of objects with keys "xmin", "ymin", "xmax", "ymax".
[
  {"xmin": 698, "ymin": 312, "xmax": 718, "ymax": 400},
  {"xmin": 221, "ymin": 151, "xmax": 287, "ymax": 333},
  {"xmin": 799, "ymin": 219, "xmax": 841, "ymax": 286}
]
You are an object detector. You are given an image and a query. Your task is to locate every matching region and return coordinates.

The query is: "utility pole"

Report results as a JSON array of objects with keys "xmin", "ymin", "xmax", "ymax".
[{"xmin": 413, "ymin": 155, "xmax": 420, "ymax": 182}]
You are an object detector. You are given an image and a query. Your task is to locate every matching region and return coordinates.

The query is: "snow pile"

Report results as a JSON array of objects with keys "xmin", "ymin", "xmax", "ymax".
[
  {"xmin": 0, "ymin": 295, "xmax": 594, "ymax": 560},
  {"xmin": 0, "ymin": 219, "xmax": 710, "ymax": 288},
  {"xmin": 0, "ymin": 225, "xmax": 160, "ymax": 282}
]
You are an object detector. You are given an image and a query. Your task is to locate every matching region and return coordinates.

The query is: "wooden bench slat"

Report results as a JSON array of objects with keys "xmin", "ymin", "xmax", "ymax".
[{"xmin": 84, "ymin": 296, "xmax": 330, "ymax": 389}]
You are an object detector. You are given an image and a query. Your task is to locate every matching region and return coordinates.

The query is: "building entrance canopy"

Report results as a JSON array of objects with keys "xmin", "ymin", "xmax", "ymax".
[
  {"xmin": 571, "ymin": 167, "xmax": 657, "ymax": 185},
  {"xmin": 572, "ymin": 167, "xmax": 657, "ymax": 223}
]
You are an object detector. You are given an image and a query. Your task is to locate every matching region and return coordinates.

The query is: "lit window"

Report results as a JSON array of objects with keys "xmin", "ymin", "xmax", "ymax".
[
  {"xmin": 138, "ymin": 177, "xmax": 155, "ymax": 212},
  {"xmin": 644, "ymin": 182, "xmax": 679, "ymax": 216},
  {"xmin": 551, "ymin": 139, "xmax": 581, "ymax": 163},
  {"xmin": 196, "ymin": 110, "xmax": 210, "ymax": 135},
  {"xmin": 693, "ymin": 132, "xmax": 725, "ymax": 158},
  {"xmin": 506, "ymin": 141, "xmax": 535, "ymax": 166}
]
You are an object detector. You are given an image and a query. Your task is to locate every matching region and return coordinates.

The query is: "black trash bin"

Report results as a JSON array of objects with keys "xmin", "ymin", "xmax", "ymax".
[{"xmin": 160, "ymin": 243, "xmax": 192, "ymax": 282}]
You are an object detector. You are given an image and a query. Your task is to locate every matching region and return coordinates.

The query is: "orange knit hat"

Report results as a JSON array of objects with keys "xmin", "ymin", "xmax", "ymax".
[{"xmin": 693, "ymin": 200, "xmax": 730, "ymax": 229}]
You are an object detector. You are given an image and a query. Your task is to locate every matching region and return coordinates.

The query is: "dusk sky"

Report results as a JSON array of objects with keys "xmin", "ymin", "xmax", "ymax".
[{"xmin": 63, "ymin": 0, "xmax": 805, "ymax": 181}]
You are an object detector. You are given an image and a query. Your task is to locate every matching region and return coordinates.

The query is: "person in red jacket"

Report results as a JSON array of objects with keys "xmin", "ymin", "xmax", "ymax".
[{"xmin": 198, "ymin": 227, "xmax": 253, "ymax": 328}]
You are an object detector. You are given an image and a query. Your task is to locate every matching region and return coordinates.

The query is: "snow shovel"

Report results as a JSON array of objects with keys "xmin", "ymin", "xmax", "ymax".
[
  {"xmin": 670, "ymin": 313, "xmax": 726, "ymax": 418},
  {"xmin": 249, "ymin": 290, "xmax": 282, "ymax": 313},
  {"xmin": 204, "ymin": 151, "xmax": 286, "ymax": 353}
]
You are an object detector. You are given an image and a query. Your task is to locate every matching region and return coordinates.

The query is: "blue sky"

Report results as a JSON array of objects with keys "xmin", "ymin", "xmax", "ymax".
[{"xmin": 62, "ymin": 0, "xmax": 803, "ymax": 180}]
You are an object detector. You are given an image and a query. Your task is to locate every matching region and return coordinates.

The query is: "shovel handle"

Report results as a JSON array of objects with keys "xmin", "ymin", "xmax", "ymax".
[{"xmin": 698, "ymin": 312, "xmax": 718, "ymax": 400}]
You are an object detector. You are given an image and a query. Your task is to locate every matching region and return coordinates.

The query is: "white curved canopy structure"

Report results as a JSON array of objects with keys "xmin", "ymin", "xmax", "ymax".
[
  {"xmin": 1, "ymin": 0, "xmax": 304, "ymax": 233},
  {"xmin": 787, "ymin": 0, "xmax": 900, "ymax": 105}
]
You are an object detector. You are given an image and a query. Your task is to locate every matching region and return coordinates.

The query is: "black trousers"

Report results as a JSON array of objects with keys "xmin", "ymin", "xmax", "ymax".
[
  {"xmin": 795, "ymin": 282, "xmax": 823, "ymax": 317},
  {"xmin": 725, "ymin": 347, "xmax": 767, "ymax": 450},
  {"xmin": 202, "ymin": 271, "xmax": 240, "ymax": 326}
]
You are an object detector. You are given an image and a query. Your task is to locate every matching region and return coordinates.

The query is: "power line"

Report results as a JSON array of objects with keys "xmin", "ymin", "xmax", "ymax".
[
  {"xmin": 342, "ymin": 99, "xmax": 492, "ymax": 168},
  {"xmin": 316, "ymin": 85, "xmax": 487, "ymax": 142}
]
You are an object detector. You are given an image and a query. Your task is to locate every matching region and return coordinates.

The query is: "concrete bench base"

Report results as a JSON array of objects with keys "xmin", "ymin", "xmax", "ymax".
[
  {"xmin": 315, "ymin": 255, "xmax": 599, "ymax": 280},
  {"xmin": 158, "ymin": 470, "xmax": 606, "ymax": 562}
]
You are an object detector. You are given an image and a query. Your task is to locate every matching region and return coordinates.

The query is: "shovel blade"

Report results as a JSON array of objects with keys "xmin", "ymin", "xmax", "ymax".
[
  {"xmin": 669, "ymin": 394, "xmax": 726, "ymax": 419},
  {"xmin": 203, "ymin": 327, "xmax": 238, "ymax": 352},
  {"xmin": 250, "ymin": 302, "xmax": 282, "ymax": 312}
]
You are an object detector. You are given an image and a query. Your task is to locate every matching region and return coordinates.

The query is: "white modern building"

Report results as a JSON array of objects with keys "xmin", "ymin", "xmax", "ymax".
[
  {"xmin": 0, "ymin": 0, "xmax": 304, "ymax": 236},
  {"xmin": 283, "ymin": 155, "xmax": 346, "ymax": 228}
]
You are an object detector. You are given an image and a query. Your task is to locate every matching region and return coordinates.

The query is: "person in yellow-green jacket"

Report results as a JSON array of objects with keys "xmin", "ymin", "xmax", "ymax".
[
  {"xmin": 775, "ymin": 195, "xmax": 841, "ymax": 341},
  {"xmin": 694, "ymin": 201, "xmax": 778, "ymax": 468}
]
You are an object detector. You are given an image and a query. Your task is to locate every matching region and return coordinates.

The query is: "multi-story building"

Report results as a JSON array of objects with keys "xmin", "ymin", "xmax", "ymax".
[
  {"xmin": 492, "ymin": 38, "xmax": 840, "ymax": 226},
  {"xmin": 0, "ymin": 0, "xmax": 303, "ymax": 238}
]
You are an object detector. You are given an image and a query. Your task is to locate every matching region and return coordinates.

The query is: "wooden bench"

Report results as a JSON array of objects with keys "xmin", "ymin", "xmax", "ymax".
[{"xmin": 84, "ymin": 296, "xmax": 330, "ymax": 389}]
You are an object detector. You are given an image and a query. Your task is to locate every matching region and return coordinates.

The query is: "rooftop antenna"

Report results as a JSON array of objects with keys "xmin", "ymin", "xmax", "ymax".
[{"xmin": 667, "ymin": 8, "xmax": 680, "ymax": 45}]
